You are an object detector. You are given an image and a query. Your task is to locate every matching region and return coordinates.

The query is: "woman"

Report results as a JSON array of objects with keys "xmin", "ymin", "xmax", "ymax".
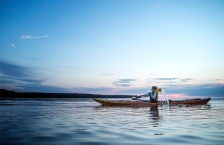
[
  {"xmin": 149, "ymin": 86, "xmax": 158, "ymax": 103},
  {"xmin": 140, "ymin": 86, "xmax": 160, "ymax": 102}
]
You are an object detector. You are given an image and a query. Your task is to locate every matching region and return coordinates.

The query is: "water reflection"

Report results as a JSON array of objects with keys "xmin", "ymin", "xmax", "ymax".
[
  {"xmin": 150, "ymin": 106, "xmax": 160, "ymax": 119},
  {"xmin": 168, "ymin": 104, "xmax": 211, "ymax": 111},
  {"xmin": 148, "ymin": 106, "xmax": 160, "ymax": 128},
  {"xmin": 94, "ymin": 105, "xmax": 161, "ymax": 120}
]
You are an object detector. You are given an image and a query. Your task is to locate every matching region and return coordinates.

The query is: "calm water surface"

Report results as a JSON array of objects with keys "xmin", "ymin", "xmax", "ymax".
[{"xmin": 0, "ymin": 98, "xmax": 224, "ymax": 145}]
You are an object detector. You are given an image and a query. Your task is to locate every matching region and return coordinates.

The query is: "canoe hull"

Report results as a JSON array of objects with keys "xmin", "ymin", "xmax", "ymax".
[
  {"xmin": 93, "ymin": 98, "xmax": 162, "ymax": 107},
  {"xmin": 169, "ymin": 98, "xmax": 211, "ymax": 105},
  {"xmin": 93, "ymin": 98, "xmax": 211, "ymax": 107}
]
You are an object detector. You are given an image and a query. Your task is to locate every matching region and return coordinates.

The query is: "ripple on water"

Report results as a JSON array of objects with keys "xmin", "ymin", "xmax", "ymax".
[{"xmin": 0, "ymin": 98, "xmax": 224, "ymax": 145}]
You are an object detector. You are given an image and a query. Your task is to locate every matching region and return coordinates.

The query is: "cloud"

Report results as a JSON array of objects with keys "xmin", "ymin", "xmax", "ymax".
[
  {"xmin": 179, "ymin": 78, "xmax": 194, "ymax": 82},
  {"xmin": 147, "ymin": 78, "xmax": 181, "ymax": 85},
  {"xmin": 113, "ymin": 79, "xmax": 137, "ymax": 87},
  {"xmin": 0, "ymin": 60, "xmax": 29, "ymax": 77},
  {"xmin": 11, "ymin": 43, "xmax": 16, "ymax": 49},
  {"xmin": 1, "ymin": 75, "xmax": 69, "ymax": 93},
  {"xmin": 21, "ymin": 83, "xmax": 70, "ymax": 93},
  {"xmin": 154, "ymin": 78, "xmax": 179, "ymax": 80},
  {"xmin": 164, "ymin": 84, "xmax": 224, "ymax": 97},
  {"xmin": 20, "ymin": 35, "xmax": 48, "ymax": 40},
  {"xmin": 0, "ymin": 60, "xmax": 35, "ymax": 89},
  {"xmin": 148, "ymin": 78, "xmax": 223, "ymax": 84},
  {"xmin": 0, "ymin": 60, "xmax": 69, "ymax": 92},
  {"xmin": 118, "ymin": 83, "xmax": 224, "ymax": 97}
]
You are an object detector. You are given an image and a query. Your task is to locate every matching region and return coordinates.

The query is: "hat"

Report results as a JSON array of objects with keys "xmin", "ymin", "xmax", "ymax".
[{"xmin": 152, "ymin": 86, "xmax": 158, "ymax": 90}]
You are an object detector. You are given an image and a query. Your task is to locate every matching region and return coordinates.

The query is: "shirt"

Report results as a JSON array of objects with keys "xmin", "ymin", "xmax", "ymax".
[
  {"xmin": 141, "ymin": 92, "xmax": 157, "ymax": 100},
  {"xmin": 143, "ymin": 92, "xmax": 156, "ymax": 100},
  {"xmin": 151, "ymin": 92, "xmax": 157, "ymax": 100}
]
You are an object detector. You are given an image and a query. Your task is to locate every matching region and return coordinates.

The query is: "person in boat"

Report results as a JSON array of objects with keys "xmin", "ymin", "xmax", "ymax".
[
  {"xmin": 149, "ymin": 86, "xmax": 159, "ymax": 103},
  {"xmin": 140, "ymin": 86, "xmax": 159, "ymax": 103}
]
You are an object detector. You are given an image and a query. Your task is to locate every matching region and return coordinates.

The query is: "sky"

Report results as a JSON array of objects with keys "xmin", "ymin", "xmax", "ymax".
[{"xmin": 1, "ymin": 0, "xmax": 224, "ymax": 98}]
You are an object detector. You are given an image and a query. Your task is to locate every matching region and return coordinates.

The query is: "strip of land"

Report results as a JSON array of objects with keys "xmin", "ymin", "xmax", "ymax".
[{"xmin": 0, "ymin": 89, "xmax": 134, "ymax": 98}]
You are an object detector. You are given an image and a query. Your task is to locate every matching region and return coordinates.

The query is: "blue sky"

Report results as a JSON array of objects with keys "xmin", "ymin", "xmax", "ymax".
[{"xmin": 1, "ymin": 0, "xmax": 224, "ymax": 98}]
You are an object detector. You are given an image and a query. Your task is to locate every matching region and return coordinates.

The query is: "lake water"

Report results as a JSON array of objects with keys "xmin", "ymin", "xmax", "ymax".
[{"xmin": 0, "ymin": 98, "xmax": 224, "ymax": 145}]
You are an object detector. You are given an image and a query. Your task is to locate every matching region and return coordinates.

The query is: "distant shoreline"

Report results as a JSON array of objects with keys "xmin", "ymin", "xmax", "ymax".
[{"xmin": 0, "ymin": 89, "xmax": 135, "ymax": 98}]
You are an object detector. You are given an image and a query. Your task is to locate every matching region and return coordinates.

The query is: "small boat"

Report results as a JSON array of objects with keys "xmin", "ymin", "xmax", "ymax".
[
  {"xmin": 93, "ymin": 98, "xmax": 211, "ymax": 107},
  {"xmin": 93, "ymin": 98, "xmax": 162, "ymax": 107},
  {"xmin": 169, "ymin": 97, "xmax": 211, "ymax": 105}
]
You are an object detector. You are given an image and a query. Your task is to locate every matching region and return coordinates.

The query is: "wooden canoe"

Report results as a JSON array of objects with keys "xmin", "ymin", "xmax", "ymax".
[
  {"xmin": 93, "ymin": 98, "xmax": 162, "ymax": 107},
  {"xmin": 93, "ymin": 98, "xmax": 211, "ymax": 107},
  {"xmin": 169, "ymin": 97, "xmax": 211, "ymax": 105}
]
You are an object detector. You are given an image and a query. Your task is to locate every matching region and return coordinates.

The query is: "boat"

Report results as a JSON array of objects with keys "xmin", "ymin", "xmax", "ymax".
[
  {"xmin": 168, "ymin": 97, "xmax": 211, "ymax": 105},
  {"xmin": 93, "ymin": 98, "xmax": 162, "ymax": 107},
  {"xmin": 93, "ymin": 98, "xmax": 211, "ymax": 107}
]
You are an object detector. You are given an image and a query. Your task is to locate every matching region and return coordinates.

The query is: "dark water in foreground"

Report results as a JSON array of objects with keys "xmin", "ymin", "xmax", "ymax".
[{"xmin": 0, "ymin": 98, "xmax": 224, "ymax": 145}]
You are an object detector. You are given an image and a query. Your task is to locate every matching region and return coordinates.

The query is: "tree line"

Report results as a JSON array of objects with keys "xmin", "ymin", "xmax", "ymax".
[{"xmin": 0, "ymin": 89, "xmax": 134, "ymax": 98}]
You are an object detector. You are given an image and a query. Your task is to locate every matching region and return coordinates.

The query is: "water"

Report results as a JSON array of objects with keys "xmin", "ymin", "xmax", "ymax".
[
  {"xmin": 161, "ymin": 89, "xmax": 169, "ymax": 105},
  {"xmin": 0, "ymin": 98, "xmax": 224, "ymax": 145}
]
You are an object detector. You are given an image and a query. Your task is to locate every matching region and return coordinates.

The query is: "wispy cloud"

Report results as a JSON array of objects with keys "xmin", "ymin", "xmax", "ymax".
[
  {"xmin": 0, "ymin": 60, "xmax": 29, "ymax": 77},
  {"xmin": 179, "ymin": 78, "xmax": 194, "ymax": 82},
  {"xmin": 154, "ymin": 78, "xmax": 179, "ymax": 80},
  {"xmin": 0, "ymin": 60, "xmax": 69, "ymax": 92},
  {"xmin": 148, "ymin": 78, "xmax": 223, "ymax": 84},
  {"xmin": 20, "ymin": 35, "xmax": 48, "ymax": 40},
  {"xmin": 113, "ymin": 79, "xmax": 137, "ymax": 87},
  {"xmin": 165, "ymin": 84, "xmax": 224, "ymax": 97},
  {"xmin": 11, "ymin": 43, "xmax": 16, "ymax": 49}
]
